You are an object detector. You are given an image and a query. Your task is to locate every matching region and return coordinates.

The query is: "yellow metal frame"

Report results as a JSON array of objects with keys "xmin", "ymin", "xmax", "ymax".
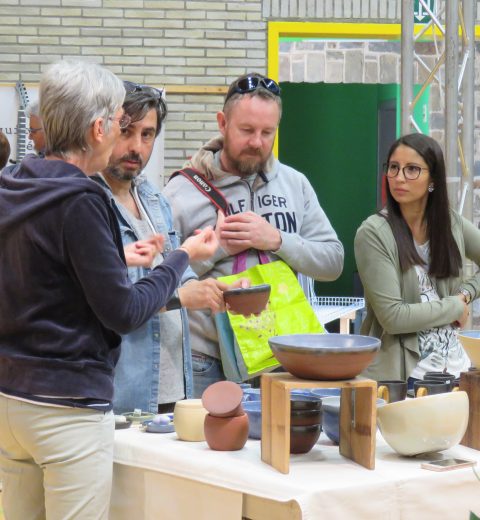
[{"xmin": 268, "ymin": 21, "xmax": 480, "ymax": 155}]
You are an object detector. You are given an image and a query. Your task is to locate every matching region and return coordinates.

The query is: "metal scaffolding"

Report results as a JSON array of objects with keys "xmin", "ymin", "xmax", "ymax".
[{"xmin": 401, "ymin": 0, "xmax": 476, "ymax": 222}]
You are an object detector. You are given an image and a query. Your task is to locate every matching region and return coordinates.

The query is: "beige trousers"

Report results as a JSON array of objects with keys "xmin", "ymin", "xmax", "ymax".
[{"xmin": 0, "ymin": 395, "xmax": 114, "ymax": 520}]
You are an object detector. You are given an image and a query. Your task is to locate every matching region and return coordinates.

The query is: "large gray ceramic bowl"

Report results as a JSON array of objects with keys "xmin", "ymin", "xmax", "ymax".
[{"xmin": 268, "ymin": 333, "xmax": 380, "ymax": 380}]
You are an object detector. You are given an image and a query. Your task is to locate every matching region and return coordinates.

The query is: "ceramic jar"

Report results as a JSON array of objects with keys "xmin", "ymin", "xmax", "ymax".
[
  {"xmin": 202, "ymin": 381, "xmax": 249, "ymax": 451},
  {"xmin": 203, "ymin": 413, "xmax": 249, "ymax": 451},
  {"xmin": 173, "ymin": 399, "xmax": 208, "ymax": 441}
]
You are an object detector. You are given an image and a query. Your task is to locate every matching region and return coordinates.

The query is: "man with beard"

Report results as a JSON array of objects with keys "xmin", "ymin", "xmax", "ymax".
[
  {"xmin": 163, "ymin": 72, "xmax": 344, "ymax": 396},
  {"xmin": 95, "ymin": 82, "xmax": 241, "ymax": 414}
]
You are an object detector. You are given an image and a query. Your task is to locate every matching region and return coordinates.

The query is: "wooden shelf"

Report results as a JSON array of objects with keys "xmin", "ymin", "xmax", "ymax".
[{"xmin": 261, "ymin": 372, "xmax": 377, "ymax": 474}]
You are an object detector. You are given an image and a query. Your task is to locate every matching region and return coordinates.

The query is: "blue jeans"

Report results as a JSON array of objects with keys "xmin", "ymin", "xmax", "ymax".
[{"xmin": 191, "ymin": 352, "xmax": 225, "ymax": 398}]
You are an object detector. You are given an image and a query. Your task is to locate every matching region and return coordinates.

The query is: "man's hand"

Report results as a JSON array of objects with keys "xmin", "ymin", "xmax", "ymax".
[
  {"xmin": 216, "ymin": 210, "xmax": 282, "ymax": 254},
  {"xmin": 124, "ymin": 234, "xmax": 165, "ymax": 267}
]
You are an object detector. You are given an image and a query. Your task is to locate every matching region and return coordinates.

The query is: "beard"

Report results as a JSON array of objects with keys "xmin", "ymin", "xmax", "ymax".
[
  {"xmin": 104, "ymin": 152, "xmax": 143, "ymax": 181},
  {"xmin": 223, "ymin": 142, "xmax": 270, "ymax": 177}
]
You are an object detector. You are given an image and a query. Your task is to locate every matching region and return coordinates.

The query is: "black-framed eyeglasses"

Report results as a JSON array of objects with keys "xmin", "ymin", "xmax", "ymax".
[
  {"xmin": 383, "ymin": 162, "xmax": 428, "ymax": 180},
  {"xmin": 109, "ymin": 113, "xmax": 132, "ymax": 129},
  {"xmin": 123, "ymin": 80, "xmax": 163, "ymax": 100},
  {"xmin": 225, "ymin": 76, "xmax": 281, "ymax": 103}
]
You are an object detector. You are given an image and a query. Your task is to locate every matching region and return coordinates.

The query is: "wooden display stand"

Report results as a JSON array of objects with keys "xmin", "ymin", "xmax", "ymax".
[
  {"xmin": 261, "ymin": 372, "xmax": 377, "ymax": 474},
  {"xmin": 460, "ymin": 370, "xmax": 480, "ymax": 450}
]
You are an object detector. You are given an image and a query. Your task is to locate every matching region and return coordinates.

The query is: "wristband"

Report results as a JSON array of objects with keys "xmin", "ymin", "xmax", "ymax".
[
  {"xmin": 166, "ymin": 290, "xmax": 182, "ymax": 311},
  {"xmin": 460, "ymin": 288, "xmax": 472, "ymax": 305}
]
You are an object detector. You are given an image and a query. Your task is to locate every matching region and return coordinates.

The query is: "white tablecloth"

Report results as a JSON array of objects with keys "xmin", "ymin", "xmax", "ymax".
[{"xmin": 112, "ymin": 427, "xmax": 480, "ymax": 519}]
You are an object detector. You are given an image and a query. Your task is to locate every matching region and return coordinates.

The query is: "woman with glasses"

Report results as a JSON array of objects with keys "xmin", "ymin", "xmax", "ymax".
[
  {"xmin": 0, "ymin": 60, "xmax": 218, "ymax": 520},
  {"xmin": 355, "ymin": 133, "xmax": 480, "ymax": 383}
]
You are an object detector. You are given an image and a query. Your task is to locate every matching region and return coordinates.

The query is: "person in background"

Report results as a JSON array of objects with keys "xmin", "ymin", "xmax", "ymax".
[
  {"xmin": 0, "ymin": 130, "xmax": 10, "ymax": 169},
  {"xmin": 355, "ymin": 133, "xmax": 480, "ymax": 385},
  {"xmin": 2, "ymin": 100, "xmax": 46, "ymax": 176},
  {"xmin": 0, "ymin": 60, "xmax": 217, "ymax": 520},
  {"xmin": 26, "ymin": 99, "xmax": 46, "ymax": 155},
  {"xmin": 163, "ymin": 72, "xmax": 344, "ymax": 396},
  {"xmin": 95, "ymin": 81, "xmax": 245, "ymax": 414}
]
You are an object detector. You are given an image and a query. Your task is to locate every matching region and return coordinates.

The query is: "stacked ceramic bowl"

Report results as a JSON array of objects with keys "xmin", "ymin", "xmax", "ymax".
[
  {"xmin": 290, "ymin": 395, "xmax": 323, "ymax": 454},
  {"xmin": 243, "ymin": 392, "xmax": 323, "ymax": 454},
  {"xmin": 201, "ymin": 381, "xmax": 249, "ymax": 451}
]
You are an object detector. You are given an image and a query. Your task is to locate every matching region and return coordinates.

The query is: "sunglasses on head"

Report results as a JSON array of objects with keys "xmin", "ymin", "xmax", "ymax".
[
  {"xmin": 123, "ymin": 80, "xmax": 163, "ymax": 100},
  {"xmin": 225, "ymin": 76, "xmax": 280, "ymax": 103}
]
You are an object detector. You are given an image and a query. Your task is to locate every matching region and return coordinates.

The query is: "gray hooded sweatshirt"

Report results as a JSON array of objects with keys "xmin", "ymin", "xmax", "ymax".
[{"xmin": 163, "ymin": 136, "xmax": 344, "ymax": 359}]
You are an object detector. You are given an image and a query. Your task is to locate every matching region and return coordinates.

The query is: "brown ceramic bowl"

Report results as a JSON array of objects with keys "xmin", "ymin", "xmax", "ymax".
[
  {"xmin": 223, "ymin": 284, "xmax": 271, "ymax": 316},
  {"xmin": 268, "ymin": 333, "xmax": 381, "ymax": 380},
  {"xmin": 290, "ymin": 408, "xmax": 322, "ymax": 427},
  {"xmin": 290, "ymin": 394, "xmax": 323, "ymax": 411},
  {"xmin": 290, "ymin": 424, "xmax": 322, "ymax": 454},
  {"xmin": 201, "ymin": 381, "xmax": 244, "ymax": 418},
  {"xmin": 204, "ymin": 413, "xmax": 249, "ymax": 451}
]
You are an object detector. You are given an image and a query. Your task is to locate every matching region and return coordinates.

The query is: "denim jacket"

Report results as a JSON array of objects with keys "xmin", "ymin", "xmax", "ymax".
[{"xmin": 95, "ymin": 175, "xmax": 196, "ymax": 413}]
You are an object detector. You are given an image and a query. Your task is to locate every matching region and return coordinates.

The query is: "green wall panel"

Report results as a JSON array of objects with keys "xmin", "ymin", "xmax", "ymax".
[{"xmin": 278, "ymin": 82, "xmax": 381, "ymax": 297}]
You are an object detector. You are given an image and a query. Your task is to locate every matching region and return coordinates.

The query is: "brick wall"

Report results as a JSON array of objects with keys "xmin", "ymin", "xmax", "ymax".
[
  {"xmin": 0, "ymin": 0, "xmax": 266, "ymax": 176},
  {"xmin": 0, "ymin": 0, "xmax": 479, "ymax": 178}
]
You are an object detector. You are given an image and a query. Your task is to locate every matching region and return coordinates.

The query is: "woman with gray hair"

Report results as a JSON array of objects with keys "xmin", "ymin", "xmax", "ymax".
[{"xmin": 0, "ymin": 60, "xmax": 218, "ymax": 520}]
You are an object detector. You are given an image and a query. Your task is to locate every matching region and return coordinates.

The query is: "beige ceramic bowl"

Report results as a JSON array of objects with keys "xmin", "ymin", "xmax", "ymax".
[
  {"xmin": 377, "ymin": 391, "xmax": 469, "ymax": 456},
  {"xmin": 173, "ymin": 399, "xmax": 208, "ymax": 442},
  {"xmin": 458, "ymin": 330, "xmax": 480, "ymax": 367}
]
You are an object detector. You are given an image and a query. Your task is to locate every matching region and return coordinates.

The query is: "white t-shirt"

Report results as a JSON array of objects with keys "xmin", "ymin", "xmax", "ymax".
[{"xmin": 409, "ymin": 241, "xmax": 470, "ymax": 378}]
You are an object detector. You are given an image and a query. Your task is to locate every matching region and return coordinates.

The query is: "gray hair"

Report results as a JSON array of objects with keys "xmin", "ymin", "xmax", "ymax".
[
  {"xmin": 39, "ymin": 60, "xmax": 125, "ymax": 157},
  {"xmin": 25, "ymin": 100, "xmax": 40, "ymax": 118}
]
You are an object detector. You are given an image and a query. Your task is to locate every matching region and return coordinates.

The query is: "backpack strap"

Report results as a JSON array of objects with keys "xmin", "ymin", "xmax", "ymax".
[{"xmin": 169, "ymin": 167, "xmax": 229, "ymax": 214}]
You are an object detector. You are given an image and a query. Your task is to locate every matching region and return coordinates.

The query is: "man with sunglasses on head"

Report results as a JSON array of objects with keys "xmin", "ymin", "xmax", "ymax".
[
  {"xmin": 95, "ymin": 81, "xmax": 243, "ymax": 414},
  {"xmin": 163, "ymin": 72, "xmax": 344, "ymax": 396}
]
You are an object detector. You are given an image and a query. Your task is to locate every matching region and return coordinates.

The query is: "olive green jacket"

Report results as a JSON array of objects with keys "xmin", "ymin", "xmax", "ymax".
[{"xmin": 354, "ymin": 210, "xmax": 480, "ymax": 381}]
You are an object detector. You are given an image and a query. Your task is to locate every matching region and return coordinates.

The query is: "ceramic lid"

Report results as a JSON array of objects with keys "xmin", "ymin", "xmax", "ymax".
[{"xmin": 174, "ymin": 399, "xmax": 205, "ymax": 409}]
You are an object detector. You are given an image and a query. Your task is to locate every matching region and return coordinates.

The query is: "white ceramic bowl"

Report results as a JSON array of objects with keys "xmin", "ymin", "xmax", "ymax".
[
  {"xmin": 458, "ymin": 330, "xmax": 480, "ymax": 368},
  {"xmin": 377, "ymin": 391, "xmax": 469, "ymax": 456}
]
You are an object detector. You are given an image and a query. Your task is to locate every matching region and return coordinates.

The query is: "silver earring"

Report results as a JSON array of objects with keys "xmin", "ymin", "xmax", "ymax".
[{"xmin": 428, "ymin": 184, "xmax": 434, "ymax": 193}]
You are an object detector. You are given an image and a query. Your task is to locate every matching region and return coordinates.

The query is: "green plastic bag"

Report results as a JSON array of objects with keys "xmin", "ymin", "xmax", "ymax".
[{"xmin": 217, "ymin": 260, "xmax": 325, "ymax": 380}]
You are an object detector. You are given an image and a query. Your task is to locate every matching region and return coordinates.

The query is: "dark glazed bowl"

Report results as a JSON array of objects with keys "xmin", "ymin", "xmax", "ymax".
[
  {"xmin": 290, "ymin": 408, "xmax": 322, "ymax": 427},
  {"xmin": 223, "ymin": 284, "xmax": 271, "ymax": 315},
  {"xmin": 268, "ymin": 333, "xmax": 381, "ymax": 380},
  {"xmin": 290, "ymin": 424, "xmax": 322, "ymax": 454},
  {"xmin": 243, "ymin": 396, "xmax": 323, "ymax": 439},
  {"xmin": 290, "ymin": 394, "xmax": 322, "ymax": 411}
]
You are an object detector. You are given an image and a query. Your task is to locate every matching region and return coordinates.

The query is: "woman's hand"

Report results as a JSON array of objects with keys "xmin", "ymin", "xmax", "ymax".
[
  {"xmin": 178, "ymin": 278, "xmax": 251, "ymax": 313},
  {"xmin": 179, "ymin": 279, "xmax": 226, "ymax": 313},
  {"xmin": 179, "ymin": 226, "xmax": 218, "ymax": 261},
  {"xmin": 453, "ymin": 294, "xmax": 470, "ymax": 328}
]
